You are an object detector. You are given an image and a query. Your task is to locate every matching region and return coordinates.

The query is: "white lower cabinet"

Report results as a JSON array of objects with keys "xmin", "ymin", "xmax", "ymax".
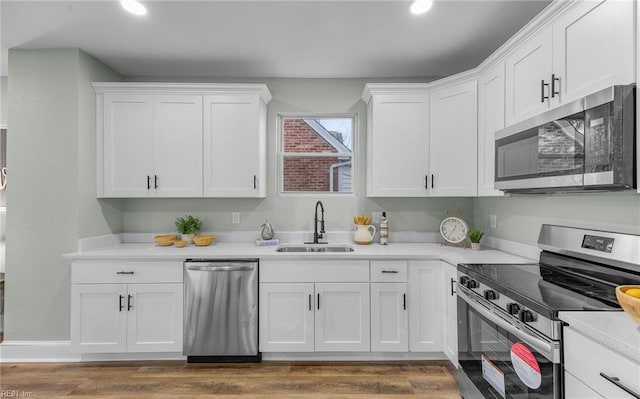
[
  {"xmin": 259, "ymin": 283, "xmax": 315, "ymax": 352},
  {"xmin": 259, "ymin": 282, "xmax": 369, "ymax": 352},
  {"xmin": 564, "ymin": 326, "xmax": 640, "ymax": 398},
  {"xmin": 370, "ymin": 283, "xmax": 408, "ymax": 352},
  {"xmin": 442, "ymin": 262, "xmax": 458, "ymax": 367},
  {"xmin": 408, "ymin": 260, "xmax": 443, "ymax": 352},
  {"xmin": 71, "ymin": 261, "xmax": 183, "ymax": 353}
]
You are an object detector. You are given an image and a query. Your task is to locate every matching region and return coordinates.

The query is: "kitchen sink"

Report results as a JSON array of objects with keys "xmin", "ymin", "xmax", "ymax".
[{"xmin": 275, "ymin": 244, "xmax": 354, "ymax": 253}]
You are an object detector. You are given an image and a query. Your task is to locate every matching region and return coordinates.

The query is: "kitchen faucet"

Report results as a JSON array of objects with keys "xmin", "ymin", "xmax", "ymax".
[{"xmin": 306, "ymin": 200, "xmax": 326, "ymax": 244}]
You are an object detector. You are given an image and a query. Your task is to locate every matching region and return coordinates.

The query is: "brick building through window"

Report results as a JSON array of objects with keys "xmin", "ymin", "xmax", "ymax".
[{"xmin": 281, "ymin": 118, "xmax": 352, "ymax": 193}]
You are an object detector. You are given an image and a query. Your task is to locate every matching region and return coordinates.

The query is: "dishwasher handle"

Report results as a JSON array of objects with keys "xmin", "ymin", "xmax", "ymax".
[{"xmin": 185, "ymin": 263, "xmax": 255, "ymax": 272}]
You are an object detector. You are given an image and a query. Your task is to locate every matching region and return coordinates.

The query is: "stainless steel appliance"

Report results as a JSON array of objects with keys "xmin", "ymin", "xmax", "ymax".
[
  {"xmin": 495, "ymin": 84, "xmax": 635, "ymax": 193},
  {"xmin": 184, "ymin": 259, "xmax": 260, "ymax": 362},
  {"xmin": 457, "ymin": 224, "xmax": 640, "ymax": 399}
]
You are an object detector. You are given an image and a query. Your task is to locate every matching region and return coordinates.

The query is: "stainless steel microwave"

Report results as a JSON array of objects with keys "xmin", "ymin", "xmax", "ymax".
[{"xmin": 494, "ymin": 84, "xmax": 635, "ymax": 193}]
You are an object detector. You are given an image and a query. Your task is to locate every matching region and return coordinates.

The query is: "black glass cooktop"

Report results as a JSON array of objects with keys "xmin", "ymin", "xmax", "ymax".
[{"xmin": 457, "ymin": 251, "xmax": 640, "ymax": 318}]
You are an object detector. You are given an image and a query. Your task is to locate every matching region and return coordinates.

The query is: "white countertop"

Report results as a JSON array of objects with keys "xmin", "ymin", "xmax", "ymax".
[
  {"xmin": 65, "ymin": 241, "xmax": 535, "ymax": 266},
  {"xmin": 559, "ymin": 311, "xmax": 640, "ymax": 363}
]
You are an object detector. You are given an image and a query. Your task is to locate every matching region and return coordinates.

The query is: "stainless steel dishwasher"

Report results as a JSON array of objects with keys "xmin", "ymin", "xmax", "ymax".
[{"xmin": 184, "ymin": 259, "xmax": 260, "ymax": 362}]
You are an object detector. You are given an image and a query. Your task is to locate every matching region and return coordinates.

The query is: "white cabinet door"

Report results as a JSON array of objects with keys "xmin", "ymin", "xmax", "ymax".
[
  {"xmin": 552, "ymin": 0, "xmax": 635, "ymax": 105},
  {"xmin": 478, "ymin": 62, "xmax": 505, "ymax": 197},
  {"xmin": 203, "ymin": 95, "xmax": 266, "ymax": 197},
  {"xmin": 71, "ymin": 284, "xmax": 127, "ymax": 353},
  {"xmin": 370, "ymin": 283, "xmax": 408, "ymax": 352},
  {"xmin": 315, "ymin": 283, "xmax": 370, "ymax": 352},
  {"xmin": 126, "ymin": 284, "xmax": 183, "ymax": 353},
  {"xmin": 367, "ymin": 93, "xmax": 429, "ymax": 197},
  {"xmin": 102, "ymin": 93, "xmax": 154, "ymax": 197},
  {"xmin": 429, "ymin": 80, "xmax": 478, "ymax": 196},
  {"xmin": 259, "ymin": 283, "xmax": 315, "ymax": 352},
  {"xmin": 442, "ymin": 262, "xmax": 458, "ymax": 367},
  {"xmin": 505, "ymin": 26, "xmax": 553, "ymax": 126},
  {"xmin": 408, "ymin": 261, "xmax": 443, "ymax": 352},
  {"xmin": 154, "ymin": 95, "xmax": 203, "ymax": 197}
]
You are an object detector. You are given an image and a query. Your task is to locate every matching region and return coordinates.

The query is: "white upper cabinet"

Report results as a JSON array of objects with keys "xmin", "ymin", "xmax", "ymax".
[
  {"xmin": 203, "ymin": 95, "xmax": 267, "ymax": 198},
  {"xmin": 364, "ymin": 86, "xmax": 430, "ymax": 197},
  {"xmin": 102, "ymin": 93, "xmax": 155, "ymax": 197},
  {"xmin": 505, "ymin": 0, "xmax": 635, "ymax": 126},
  {"xmin": 428, "ymin": 80, "xmax": 478, "ymax": 197},
  {"xmin": 505, "ymin": 26, "xmax": 554, "ymax": 126},
  {"xmin": 94, "ymin": 83, "xmax": 271, "ymax": 198},
  {"xmin": 552, "ymin": 0, "xmax": 635, "ymax": 105},
  {"xmin": 477, "ymin": 62, "xmax": 506, "ymax": 197},
  {"xmin": 154, "ymin": 95, "xmax": 203, "ymax": 197}
]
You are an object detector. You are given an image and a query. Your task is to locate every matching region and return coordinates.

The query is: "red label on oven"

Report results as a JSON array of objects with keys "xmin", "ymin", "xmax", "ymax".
[{"xmin": 510, "ymin": 343, "xmax": 542, "ymax": 389}]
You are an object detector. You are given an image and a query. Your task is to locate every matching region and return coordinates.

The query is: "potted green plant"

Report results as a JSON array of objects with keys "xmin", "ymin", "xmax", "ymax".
[
  {"xmin": 175, "ymin": 215, "xmax": 202, "ymax": 243},
  {"xmin": 468, "ymin": 229, "xmax": 484, "ymax": 251}
]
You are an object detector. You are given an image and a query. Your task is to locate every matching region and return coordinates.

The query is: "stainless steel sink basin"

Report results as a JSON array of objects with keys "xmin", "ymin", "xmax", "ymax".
[{"xmin": 275, "ymin": 244, "xmax": 354, "ymax": 253}]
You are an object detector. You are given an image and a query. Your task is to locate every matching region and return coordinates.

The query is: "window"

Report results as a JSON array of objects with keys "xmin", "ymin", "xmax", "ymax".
[{"xmin": 279, "ymin": 116, "xmax": 354, "ymax": 194}]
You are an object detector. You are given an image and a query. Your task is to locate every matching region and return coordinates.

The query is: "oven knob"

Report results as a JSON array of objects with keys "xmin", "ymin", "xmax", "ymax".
[
  {"xmin": 484, "ymin": 290, "xmax": 498, "ymax": 300},
  {"xmin": 459, "ymin": 276, "xmax": 469, "ymax": 285},
  {"xmin": 506, "ymin": 303, "xmax": 521, "ymax": 315},
  {"xmin": 467, "ymin": 279, "xmax": 479, "ymax": 289},
  {"xmin": 518, "ymin": 309, "xmax": 535, "ymax": 323}
]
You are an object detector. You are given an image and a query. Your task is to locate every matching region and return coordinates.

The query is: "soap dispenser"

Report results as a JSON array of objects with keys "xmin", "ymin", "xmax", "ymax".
[{"xmin": 380, "ymin": 212, "xmax": 389, "ymax": 245}]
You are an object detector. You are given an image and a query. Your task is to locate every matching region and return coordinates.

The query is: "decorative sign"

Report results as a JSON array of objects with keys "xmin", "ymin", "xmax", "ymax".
[
  {"xmin": 482, "ymin": 355, "xmax": 506, "ymax": 398},
  {"xmin": 510, "ymin": 343, "xmax": 542, "ymax": 389}
]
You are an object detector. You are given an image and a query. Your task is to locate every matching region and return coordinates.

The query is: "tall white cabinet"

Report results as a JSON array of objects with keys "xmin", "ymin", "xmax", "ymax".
[
  {"xmin": 408, "ymin": 260, "xmax": 443, "ymax": 352},
  {"xmin": 94, "ymin": 83, "xmax": 271, "ymax": 198}
]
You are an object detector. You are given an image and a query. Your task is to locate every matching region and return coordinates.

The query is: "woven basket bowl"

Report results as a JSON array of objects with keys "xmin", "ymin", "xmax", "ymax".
[
  {"xmin": 154, "ymin": 234, "xmax": 177, "ymax": 246},
  {"xmin": 193, "ymin": 234, "xmax": 215, "ymax": 246},
  {"xmin": 616, "ymin": 286, "xmax": 640, "ymax": 323},
  {"xmin": 174, "ymin": 240, "xmax": 189, "ymax": 248}
]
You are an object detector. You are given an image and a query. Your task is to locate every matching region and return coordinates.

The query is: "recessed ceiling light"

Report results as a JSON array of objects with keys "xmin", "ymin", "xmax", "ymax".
[
  {"xmin": 121, "ymin": 0, "xmax": 147, "ymax": 16},
  {"xmin": 410, "ymin": 0, "xmax": 433, "ymax": 15}
]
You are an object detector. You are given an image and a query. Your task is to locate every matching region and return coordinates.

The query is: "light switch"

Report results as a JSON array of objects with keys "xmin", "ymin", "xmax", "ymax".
[
  {"xmin": 489, "ymin": 215, "xmax": 497, "ymax": 228},
  {"xmin": 232, "ymin": 212, "xmax": 240, "ymax": 224}
]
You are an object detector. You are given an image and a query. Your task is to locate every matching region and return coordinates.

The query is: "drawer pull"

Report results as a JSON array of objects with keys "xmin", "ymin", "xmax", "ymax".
[
  {"xmin": 381, "ymin": 270, "xmax": 398, "ymax": 274},
  {"xmin": 599, "ymin": 372, "xmax": 640, "ymax": 398},
  {"xmin": 116, "ymin": 271, "xmax": 135, "ymax": 275}
]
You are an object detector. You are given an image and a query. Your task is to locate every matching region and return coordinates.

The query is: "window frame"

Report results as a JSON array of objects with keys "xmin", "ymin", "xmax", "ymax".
[{"xmin": 277, "ymin": 113, "xmax": 357, "ymax": 197}]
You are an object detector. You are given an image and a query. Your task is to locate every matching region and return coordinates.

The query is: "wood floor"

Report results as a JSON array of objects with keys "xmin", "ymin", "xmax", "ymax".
[{"xmin": 0, "ymin": 360, "xmax": 460, "ymax": 398}]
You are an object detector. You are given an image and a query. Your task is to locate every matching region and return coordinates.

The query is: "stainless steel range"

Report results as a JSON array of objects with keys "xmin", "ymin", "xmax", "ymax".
[{"xmin": 456, "ymin": 224, "xmax": 640, "ymax": 399}]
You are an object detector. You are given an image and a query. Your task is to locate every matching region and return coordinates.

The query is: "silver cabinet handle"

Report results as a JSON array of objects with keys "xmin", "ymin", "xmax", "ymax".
[
  {"xmin": 450, "ymin": 278, "xmax": 456, "ymax": 296},
  {"xmin": 599, "ymin": 372, "xmax": 640, "ymax": 398},
  {"xmin": 116, "ymin": 271, "xmax": 134, "ymax": 275},
  {"xmin": 186, "ymin": 264, "xmax": 254, "ymax": 272},
  {"xmin": 119, "ymin": 295, "xmax": 124, "ymax": 311}
]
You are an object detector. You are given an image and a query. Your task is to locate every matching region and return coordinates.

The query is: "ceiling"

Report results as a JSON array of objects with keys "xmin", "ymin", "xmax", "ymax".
[{"xmin": 1, "ymin": 0, "xmax": 551, "ymax": 78}]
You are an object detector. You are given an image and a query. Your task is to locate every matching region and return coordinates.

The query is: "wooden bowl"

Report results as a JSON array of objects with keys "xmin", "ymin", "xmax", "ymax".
[
  {"xmin": 174, "ymin": 240, "xmax": 189, "ymax": 248},
  {"xmin": 193, "ymin": 234, "xmax": 215, "ymax": 246},
  {"xmin": 154, "ymin": 234, "xmax": 177, "ymax": 246},
  {"xmin": 616, "ymin": 286, "xmax": 640, "ymax": 323}
]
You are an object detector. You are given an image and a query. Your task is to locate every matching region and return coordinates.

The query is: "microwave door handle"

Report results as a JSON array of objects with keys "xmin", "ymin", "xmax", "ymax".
[{"xmin": 458, "ymin": 288, "xmax": 559, "ymax": 363}]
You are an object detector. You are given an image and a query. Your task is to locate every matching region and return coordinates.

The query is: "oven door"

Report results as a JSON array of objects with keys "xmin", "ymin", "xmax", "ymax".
[{"xmin": 457, "ymin": 286, "xmax": 561, "ymax": 399}]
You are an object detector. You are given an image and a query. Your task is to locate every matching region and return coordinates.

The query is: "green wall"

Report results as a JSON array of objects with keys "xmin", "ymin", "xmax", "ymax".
[
  {"xmin": 4, "ymin": 49, "xmax": 121, "ymax": 340},
  {"xmin": 474, "ymin": 194, "xmax": 640, "ymax": 244},
  {"xmin": 1, "ymin": 76, "xmax": 7, "ymax": 126}
]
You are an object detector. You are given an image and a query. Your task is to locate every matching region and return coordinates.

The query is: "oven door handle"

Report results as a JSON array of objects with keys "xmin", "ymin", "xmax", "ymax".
[{"xmin": 459, "ymin": 288, "xmax": 560, "ymax": 363}]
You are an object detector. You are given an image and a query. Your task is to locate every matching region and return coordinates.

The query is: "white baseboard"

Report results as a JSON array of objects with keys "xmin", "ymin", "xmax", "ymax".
[
  {"xmin": 0, "ymin": 340, "xmax": 79, "ymax": 362},
  {"xmin": 262, "ymin": 352, "xmax": 447, "ymax": 361}
]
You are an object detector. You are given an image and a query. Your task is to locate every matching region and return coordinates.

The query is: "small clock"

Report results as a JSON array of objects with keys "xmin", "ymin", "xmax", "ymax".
[{"xmin": 440, "ymin": 216, "xmax": 469, "ymax": 244}]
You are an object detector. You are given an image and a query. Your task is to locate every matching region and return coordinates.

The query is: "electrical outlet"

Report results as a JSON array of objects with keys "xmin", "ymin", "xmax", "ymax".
[
  {"xmin": 232, "ymin": 212, "xmax": 240, "ymax": 224},
  {"xmin": 372, "ymin": 211, "xmax": 383, "ymax": 224},
  {"xmin": 489, "ymin": 214, "xmax": 497, "ymax": 229}
]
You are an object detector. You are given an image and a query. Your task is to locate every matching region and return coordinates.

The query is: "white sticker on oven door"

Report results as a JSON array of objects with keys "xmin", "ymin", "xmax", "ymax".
[
  {"xmin": 510, "ymin": 342, "xmax": 542, "ymax": 389},
  {"xmin": 481, "ymin": 355, "xmax": 506, "ymax": 398}
]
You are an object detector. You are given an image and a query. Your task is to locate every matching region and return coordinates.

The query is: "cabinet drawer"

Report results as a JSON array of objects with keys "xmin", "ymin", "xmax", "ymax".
[
  {"xmin": 564, "ymin": 327, "xmax": 640, "ymax": 398},
  {"xmin": 72, "ymin": 261, "xmax": 183, "ymax": 284},
  {"xmin": 260, "ymin": 260, "xmax": 369, "ymax": 283},
  {"xmin": 370, "ymin": 260, "xmax": 407, "ymax": 282},
  {"xmin": 565, "ymin": 371, "xmax": 603, "ymax": 399}
]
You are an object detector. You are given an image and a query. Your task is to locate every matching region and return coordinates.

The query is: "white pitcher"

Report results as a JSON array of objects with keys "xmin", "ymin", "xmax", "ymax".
[{"xmin": 354, "ymin": 224, "xmax": 376, "ymax": 245}]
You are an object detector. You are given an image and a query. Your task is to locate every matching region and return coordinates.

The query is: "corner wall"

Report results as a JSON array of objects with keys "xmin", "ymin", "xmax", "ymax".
[{"xmin": 4, "ymin": 49, "xmax": 121, "ymax": 340}]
